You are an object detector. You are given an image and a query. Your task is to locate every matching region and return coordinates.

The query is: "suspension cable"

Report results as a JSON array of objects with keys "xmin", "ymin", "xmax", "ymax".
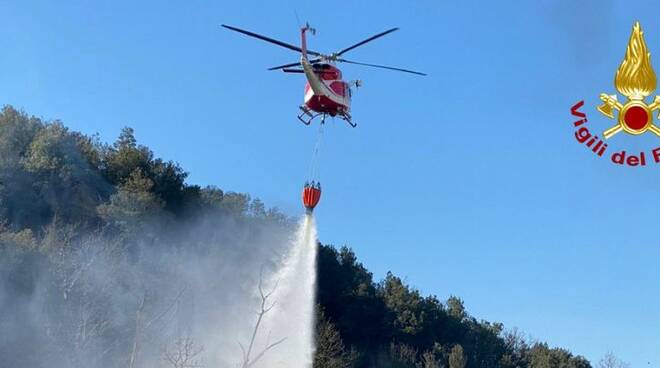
[{"xmin": 308, "ymin": 119, "xmax": 325, "ymax": 183}]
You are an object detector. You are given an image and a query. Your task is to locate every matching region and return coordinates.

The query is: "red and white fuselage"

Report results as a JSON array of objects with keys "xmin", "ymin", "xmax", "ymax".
[
  {"xmin": 302, "ymin": 62, "xmax": 351, "ymax": 117},
  {"xmin": 300, "ymin": 25, "xmax": 352, "ymax": 121}
]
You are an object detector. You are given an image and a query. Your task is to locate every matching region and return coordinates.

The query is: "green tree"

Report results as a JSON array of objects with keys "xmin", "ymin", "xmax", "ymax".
[
  {"xmin": 528, "ymin": 343, "xmax": 591, "ymax": 368},
  {"xmin": 0, "ymin": 107, "xmax": 51, "ymax": 229},
  {"xmin": 0, "ymin": 106, "xmax": 40, "ymax": 168},
  {"xmin": 446, "ymin": 296, "xmax": 466, "ymax": 321},
  {"xmin": 97, "ymin": 169, "xmax": 165, "ymax": 234},
  {"xmin": 0, "ymin": 107, "xmax": 109, "ymax": 230},
  {"xmin": 499, "ymin": 329, "xmax": 530, "ymax": 368},
  {"xmin": 102, "ymin": 127, "xmax": 153, "ymax": 185},
  {"xmin": 101, "ymin": 127, "xmax": 190, "ymax": 214},
  {"xmin": 26, "ymin": 122, "xmax": 109, "ymax": 225},
  {"xmin": 380, "ymin": 272, "xmax": 425, "ymax": 338},
  {"xmin": 314, "ymin": 310, "xmax": 356, "ymax": 368},
  {"xmin": 317, "ymin": 245, "xmax": 385, "ymax": 351}
]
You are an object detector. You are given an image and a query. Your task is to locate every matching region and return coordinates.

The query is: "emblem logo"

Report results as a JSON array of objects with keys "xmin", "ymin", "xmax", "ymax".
[
  {"xmin": 569, "ymin": 22, "xmax": 660, "ymax": 167},
  {"xmin": 597, "ymin": 22, "xmax": 660, "ymax": 138}
]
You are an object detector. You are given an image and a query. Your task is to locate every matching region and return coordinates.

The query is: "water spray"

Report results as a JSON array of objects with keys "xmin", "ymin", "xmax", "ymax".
[{"xmin": 254, "ymin": 215, "xmax": 318, "ymax": 367}]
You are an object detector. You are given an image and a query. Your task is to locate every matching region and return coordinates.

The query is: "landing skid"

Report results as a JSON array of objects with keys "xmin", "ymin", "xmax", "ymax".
[
  {"xmin": 297, "ymin": 106, "xmax": 356, "ymax": 127},
  {"xmin": 298, "ymin": 106, "xmax": 321, "ymax": 125},
  {"xmin": 342, "ymin": 112, "xmax": 356, "ymax": 128}
]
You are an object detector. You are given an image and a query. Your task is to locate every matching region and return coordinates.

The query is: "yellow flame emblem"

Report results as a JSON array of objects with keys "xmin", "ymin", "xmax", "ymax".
[
  {"xmin": 598, "ymin": 22, "xmax": 660, "ymax": 138},
  {"xmin": 615, "ymin": 22, "xmax": 656, "ymax": 99}
]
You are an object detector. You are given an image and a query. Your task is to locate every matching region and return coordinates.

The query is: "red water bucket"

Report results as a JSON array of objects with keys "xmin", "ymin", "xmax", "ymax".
[{"xmin": 302, "ymin": 184, "xmax": 321, "ymax": 212}]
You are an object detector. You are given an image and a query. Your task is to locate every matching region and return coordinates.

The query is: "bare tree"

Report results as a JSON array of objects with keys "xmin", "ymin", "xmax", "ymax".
[
  {"xmin": 390, "ymin": 343, "xmax": 419, "ymax": 366},
  {"xmin": 47, "ymin": 232, "xmax": 119, "ymax": 368},
  {"xmin": 164, "ymin": 336, "xmax": 204, "ymax": 368},
  {"xmin": 128, "ymin": 286, "xmax": 188, "ymax": 368},
  {"xmin": 238, "ymin": 270, "xmax": 286, "ymax": 368},
  {"xmin": 599, "ymin": 352, "xmax": 630, "ymax": 368},
  {"xmin": 448, "ymin": 344, "xmax": 466, "ymax": 368},
  {"xmin": 419, "ymin": 350, "xmax": 443, "ymax": 368}
]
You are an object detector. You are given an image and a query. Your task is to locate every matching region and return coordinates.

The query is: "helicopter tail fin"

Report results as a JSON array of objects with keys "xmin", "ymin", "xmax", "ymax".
[{"xmin": 301, "ymin": 23, "xmax": 316, "ymax": 60}]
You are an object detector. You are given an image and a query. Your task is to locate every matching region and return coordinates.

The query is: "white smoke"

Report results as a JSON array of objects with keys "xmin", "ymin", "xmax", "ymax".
[{"xmin": 0, "ymin": 211, "xmax": 319, "ymax": 368}]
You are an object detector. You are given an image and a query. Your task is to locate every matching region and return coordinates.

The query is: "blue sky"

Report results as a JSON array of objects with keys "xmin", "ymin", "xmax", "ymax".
[{"xmin": 2, "ymin": 0, "xmax": 660, "ymax": 365}]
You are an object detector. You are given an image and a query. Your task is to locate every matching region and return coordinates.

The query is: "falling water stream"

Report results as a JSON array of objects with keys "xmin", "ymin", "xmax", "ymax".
[{"xmin": 253, "ymin": 214, "xmax": 318, "ymax": 367}]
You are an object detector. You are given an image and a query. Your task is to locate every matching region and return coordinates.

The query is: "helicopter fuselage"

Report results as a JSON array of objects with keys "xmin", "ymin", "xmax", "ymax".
[{"xmin": 301, "ymin": 60, "xmax": 351, "ymax": 117}]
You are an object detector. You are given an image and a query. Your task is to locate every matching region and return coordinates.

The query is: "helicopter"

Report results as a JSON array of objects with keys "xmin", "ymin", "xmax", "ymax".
[{"xmin": 222, "ymin": 23, "xmax": 425, "ymax": 127}]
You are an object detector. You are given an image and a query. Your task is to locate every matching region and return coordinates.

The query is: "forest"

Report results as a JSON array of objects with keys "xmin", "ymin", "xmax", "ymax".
[{"xmin": 0, "ymin": 106, "xmax": 595, "ymax": 368}]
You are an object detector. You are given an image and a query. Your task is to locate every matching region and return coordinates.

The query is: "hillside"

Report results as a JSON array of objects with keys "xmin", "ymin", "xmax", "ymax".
[{"xmin": 0, "ymin": 106, "xmax": 591, "ymax": 368}]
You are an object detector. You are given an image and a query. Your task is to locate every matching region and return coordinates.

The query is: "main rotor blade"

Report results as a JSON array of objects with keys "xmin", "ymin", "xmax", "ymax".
[
  {"xmin": 268, "ymin": 58, "xmax": 322, "ymax": 71},
  {"xmin": 337, "ymin": 58, "xmax": 426, "ymax": 76},
  {"xmin": 336, "ymin": 27, "xmax": 399, "ymax": 56},
  {"xmin": 221, "ymin": 24, "xmax": 322, "ymax": 56},
  {"xmin": 268, "ymin": 61, "xmax": 302, "ymax": 70}
]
